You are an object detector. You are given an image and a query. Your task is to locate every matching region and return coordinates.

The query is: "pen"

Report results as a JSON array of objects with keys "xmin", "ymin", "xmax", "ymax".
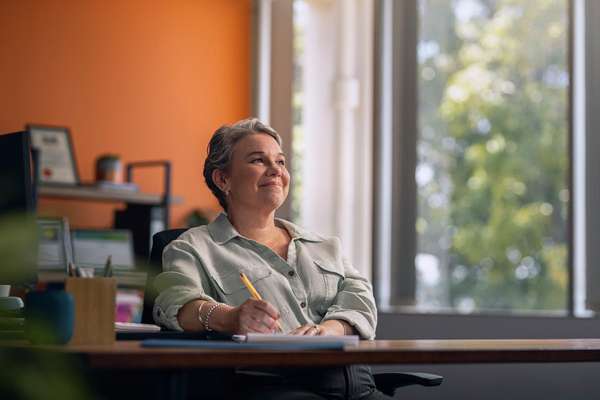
[
  {"xmin": 103, "ymin": 255, "xmax": 113, "ymax": 277},
  {"xmin": 68, "ymin": 262, "xmax": 76, "ymax": 277},
  {"xmin": 240, "ymin": 272, "xmax": 282, "ymax": 332}
]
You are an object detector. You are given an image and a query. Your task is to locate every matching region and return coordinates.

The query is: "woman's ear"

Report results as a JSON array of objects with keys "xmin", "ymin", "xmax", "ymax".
[{"xmin": 212, "ymin": 169, "xmax": 229, "ymax": 194}]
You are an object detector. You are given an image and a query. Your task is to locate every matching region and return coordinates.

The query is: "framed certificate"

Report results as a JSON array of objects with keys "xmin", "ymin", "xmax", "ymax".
[{"xmin": 27, "ymin": 124, "xmax": 80, "ymax": 185}]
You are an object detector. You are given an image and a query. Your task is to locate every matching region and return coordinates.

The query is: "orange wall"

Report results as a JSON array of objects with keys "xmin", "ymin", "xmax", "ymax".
[{"xmin": 0, "ymin": 0, "xmax": 251, "ymax": 227}]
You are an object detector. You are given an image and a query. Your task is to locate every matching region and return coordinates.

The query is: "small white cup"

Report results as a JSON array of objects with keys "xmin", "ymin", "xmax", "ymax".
[{"xmin": 0, "ymin": 285, "xmax": 11, "ymax": 297}]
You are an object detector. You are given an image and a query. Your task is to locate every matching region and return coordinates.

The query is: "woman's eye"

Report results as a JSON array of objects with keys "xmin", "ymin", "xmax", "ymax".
[
  {"xmin": 251, "ymin": 158, "xmax": 263, "ymax": 164},
  {"xmin": 277, "ymin": 160, "xmax": 286, "ymax": 166}
]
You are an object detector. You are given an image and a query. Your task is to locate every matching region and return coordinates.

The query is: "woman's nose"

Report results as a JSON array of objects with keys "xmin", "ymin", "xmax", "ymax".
[{"xmin": 267, "ymin": 162, "xmax": 282, "ymax": 176}]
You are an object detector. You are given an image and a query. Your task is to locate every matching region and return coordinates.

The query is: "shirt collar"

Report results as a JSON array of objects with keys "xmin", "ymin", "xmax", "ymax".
[
  {"xmin": 208, "ymin": 212, "xmax": 324, "ymax": 244},
  {"xmin": 207, "ymin": 213, "xmax": 239, "ymax": 244},
  {"xmin": 275, "ymin": 218, "xmax": 324, "ymax": 242}
]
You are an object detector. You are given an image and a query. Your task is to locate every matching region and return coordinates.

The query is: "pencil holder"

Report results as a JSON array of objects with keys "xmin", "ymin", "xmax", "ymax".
[{"xmin": 65, "ymin": 277, "xmax": 116, "ymax": 345}]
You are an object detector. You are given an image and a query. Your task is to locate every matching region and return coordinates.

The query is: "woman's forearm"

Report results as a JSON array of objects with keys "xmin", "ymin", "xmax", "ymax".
[
  {"xmin": 178, "ymin": 300, "xmax": 356, "ymax": 336},
  {"xmin": 321, "ymin": 319, "xmax": 356, "ymax": 335},
  {"xmin": 177, "ymin": 300, "xmax": 237, "ymax": 333}
]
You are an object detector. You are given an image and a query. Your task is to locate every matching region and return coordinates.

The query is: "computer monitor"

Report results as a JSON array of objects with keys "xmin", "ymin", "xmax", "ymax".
[
  {"xmin": 71, "ymin": 229, "xmax": 135, "ymax": 270},
  {"xmin": 0, "ymin": 131, "xmax": 38, "ymax": 287},
  {"xmin": 37, "ymin": 217, "xmax": 72, "ymax": 272},
  {"xmin": 71, "ymin": 229, "xmax": 142, "ymax": 322},
  {"xmin": 0, "ymin": 131, "xmax": 37, "ymax": 215}
]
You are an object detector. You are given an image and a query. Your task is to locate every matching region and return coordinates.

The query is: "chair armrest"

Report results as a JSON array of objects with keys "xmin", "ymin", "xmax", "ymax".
[
  {"xmin": 373, "ymin": 372, "xmax": 443, "ymax": 395},
  {"xmin": 236, "ymin": 370, "xmax": 443, "ymax": 395}
]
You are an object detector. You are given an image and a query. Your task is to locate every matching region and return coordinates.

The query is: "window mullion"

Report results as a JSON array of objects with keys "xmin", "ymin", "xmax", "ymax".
[
  {"xmin": 373, "ymin": 0, "xmax": 418, "ymax": 307},
  {"xmin": 584, "ymin": 0, "xmax": 600, "ymax": 313}
]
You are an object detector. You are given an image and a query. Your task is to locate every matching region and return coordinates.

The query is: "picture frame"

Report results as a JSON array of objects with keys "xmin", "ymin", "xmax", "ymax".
[{"xmin": 27, "ymin": 124, "xmax": 80, "ymax": 185}]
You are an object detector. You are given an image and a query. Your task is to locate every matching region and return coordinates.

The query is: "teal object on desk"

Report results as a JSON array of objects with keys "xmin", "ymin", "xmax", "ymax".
[
  {"xmin": 25, "ymin": 289, "xmax": 74, "ymax": 345},
  {"xmin": 141, "ymin": 339, "xmax": 346, "ymax": 351}
]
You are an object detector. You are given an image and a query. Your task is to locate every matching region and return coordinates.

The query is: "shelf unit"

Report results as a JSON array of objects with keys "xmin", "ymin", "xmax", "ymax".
[
  {"xmin": 39, "ymin": 185, "xmax": 182, "ymax": 205},
  {"xmin": 38, "ymin": 161, "xmax": 182, "ymax": 258}
]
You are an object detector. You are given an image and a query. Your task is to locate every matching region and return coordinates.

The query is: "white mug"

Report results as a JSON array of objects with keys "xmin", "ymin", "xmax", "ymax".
[{"xmin": 0, "ymin": 285, "xmax": 10, "ymax": 297}]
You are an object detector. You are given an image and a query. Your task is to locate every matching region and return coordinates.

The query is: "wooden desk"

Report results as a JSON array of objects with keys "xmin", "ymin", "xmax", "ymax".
[
  {"xmin": 10, "ymin": 339, "xmax": 600, "ymax": 399},
  {"xmin": 52, "ymin": 338, "xmax": 600, "ymax": 369}
]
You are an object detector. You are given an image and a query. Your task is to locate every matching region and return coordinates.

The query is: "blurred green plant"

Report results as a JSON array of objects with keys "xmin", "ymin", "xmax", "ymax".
[
  {"xmin": 0, "ymin": 348, "xmax": 90, "ymax": 400},
  {"xmin": 0, "ymin": 213, "xmax": 37, "ymax": 285},
  {"xmin": 0, "ymin": 213, "xmax": 92, "ymax": 399},
  {"xmin": 185, "ymin": 209, "xmax": 209, "ymax": 227}
]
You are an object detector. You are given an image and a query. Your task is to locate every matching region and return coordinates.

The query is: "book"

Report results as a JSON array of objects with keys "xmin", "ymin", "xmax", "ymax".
[
  {"xmin": 115, "ymin": 322, "xmax": 161, "ymax": 333},
  {"xmin": 232, "ymin": 333, "xmax": 359, "ymax": 347},
  {"xmin": 95, "ymin": 181, "xmax": 139, "ymax": 192}
]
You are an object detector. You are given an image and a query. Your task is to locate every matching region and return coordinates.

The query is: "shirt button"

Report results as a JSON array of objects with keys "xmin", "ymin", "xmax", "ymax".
[
  {"xmin": 288, "ymin": 270, "xmax": 295, "ymax": 277},
  {"xmin": 300, "ymin": 301, "xmax": 306, "ymax": 308}
]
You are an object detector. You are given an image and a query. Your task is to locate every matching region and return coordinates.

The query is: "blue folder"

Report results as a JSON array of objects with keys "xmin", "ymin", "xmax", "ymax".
[{"xmin": 141, "ymin": 339, "xmax": 345, "ymax": 351}]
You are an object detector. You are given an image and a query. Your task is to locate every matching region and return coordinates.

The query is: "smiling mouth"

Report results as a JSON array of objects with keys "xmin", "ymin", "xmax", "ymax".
[{"xmin": 259, "ymin": 182, "xmax": 281, "ymax": 187}]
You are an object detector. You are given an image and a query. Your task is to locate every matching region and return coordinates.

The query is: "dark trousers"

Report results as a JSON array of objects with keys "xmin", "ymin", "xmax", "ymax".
[{"xmin": 231, "ymin": 365, "xmax": 395, "ymax": 400}]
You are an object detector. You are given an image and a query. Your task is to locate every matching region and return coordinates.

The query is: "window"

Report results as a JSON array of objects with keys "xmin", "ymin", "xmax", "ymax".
[
  {"xmin": 415, "ymin": 0, "xmax": 569, "ymax": 313},
  {"xmin": 371, "ymin": 0, "xmax": 600, "ymax": 316},
  {"xmin": 288, "ymin": 0, "xmax": 375, "ymax": 277}
]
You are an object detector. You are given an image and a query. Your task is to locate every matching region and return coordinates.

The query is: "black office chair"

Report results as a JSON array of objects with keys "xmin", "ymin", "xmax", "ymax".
[{"xmin": 143, "ymin": 229, "xmax": 443, "ymax": 397}]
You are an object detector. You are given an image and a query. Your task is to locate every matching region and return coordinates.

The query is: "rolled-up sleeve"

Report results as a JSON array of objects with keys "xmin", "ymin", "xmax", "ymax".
[
  {"xmin": 153, "ymin": 239, "xmax": 217, "ymax": 331},
  {"xmin": 321, "ymin": 256, "xmax": 378, "ymax": 340}
]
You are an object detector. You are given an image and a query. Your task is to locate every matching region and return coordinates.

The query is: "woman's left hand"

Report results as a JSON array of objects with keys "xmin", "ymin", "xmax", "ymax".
[
  {"xmin": 289, "ymin": 320, "xmax": 350, "ymax": 336},
  {"xmin": 289, "ymin": 323, "xmax": 327, "ymax": 336}
]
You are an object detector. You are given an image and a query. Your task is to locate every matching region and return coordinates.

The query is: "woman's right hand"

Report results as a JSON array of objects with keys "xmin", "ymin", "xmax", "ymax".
[{"xmin": 229, "ymin": 299, "xmax": 280, "ymax": 334}]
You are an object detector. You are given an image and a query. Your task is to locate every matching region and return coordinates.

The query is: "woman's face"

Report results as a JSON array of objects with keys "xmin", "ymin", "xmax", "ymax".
[{"xmin": 219, "ymin": 133, "xmax": 290, "ymax": 213}]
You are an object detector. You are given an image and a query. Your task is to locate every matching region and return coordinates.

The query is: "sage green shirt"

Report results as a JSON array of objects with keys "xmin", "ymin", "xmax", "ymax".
[{"xmin": 153, "ymin": 213, "xmax": 377, "ymax": 339}]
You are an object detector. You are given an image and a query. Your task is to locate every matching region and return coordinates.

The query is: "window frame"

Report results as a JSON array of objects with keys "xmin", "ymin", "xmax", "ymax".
[
  {"xmin": 372, "ymin": 0, "xmax": 418, "ymax": 307},
  {"xmin": 582, "ymin": 0, "xmax": 600, "ymax": 314}
]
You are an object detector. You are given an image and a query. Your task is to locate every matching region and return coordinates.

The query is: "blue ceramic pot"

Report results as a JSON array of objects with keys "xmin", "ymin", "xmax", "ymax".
[{"xmin": 25, "ymin": 289, "xmax": 74, "ymax": 345}]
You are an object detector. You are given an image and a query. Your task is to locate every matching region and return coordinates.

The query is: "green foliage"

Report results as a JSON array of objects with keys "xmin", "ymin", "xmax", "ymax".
[
  {"xmin": 0, "ymin": 213, "xmax": 92, "ymax": 399},
  {"xmin": 0, "ymin": 348, "xmax": 90, "ymax": 400},
  {"xmin": 185, "ymin": 209, "xmax": 210, "ymax": 227},
  {"xmin": 0, "ymin": 214, "xmax": 37, "ymax": 284},
  {"xmin": 418, "ymin": 0, "xmax": 568, "ymax": 311}
]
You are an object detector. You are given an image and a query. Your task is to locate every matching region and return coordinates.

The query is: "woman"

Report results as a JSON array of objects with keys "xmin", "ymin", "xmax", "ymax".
[{"xmin": 153, "ymin": 118, "xmax": 391, "ymax": 400}]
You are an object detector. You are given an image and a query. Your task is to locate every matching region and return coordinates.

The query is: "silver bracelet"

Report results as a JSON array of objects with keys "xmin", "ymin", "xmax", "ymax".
[
  {"xmin": 197, "ymin": 302, "xmax": 208, "ymax": 325},
  {"xmin": 203, "ymin": 303, "xmax": 221, "ymax": 332}
]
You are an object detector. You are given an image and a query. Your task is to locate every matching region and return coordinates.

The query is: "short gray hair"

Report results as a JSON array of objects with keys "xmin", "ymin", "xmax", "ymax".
[{"xmin": 203, "ymin": 118, "xmax": 282, "ymax": 211}]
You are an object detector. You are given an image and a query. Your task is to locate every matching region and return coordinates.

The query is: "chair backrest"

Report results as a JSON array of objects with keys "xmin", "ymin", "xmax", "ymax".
[{"xmin": 141, "ymin": 228, "xmax": 189, "ymax": 324}]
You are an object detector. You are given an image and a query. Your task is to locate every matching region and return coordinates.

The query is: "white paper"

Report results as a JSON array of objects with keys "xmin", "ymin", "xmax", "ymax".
[
  {"xmin": 115, "ymin": 322, "xmax": 161, "ymax": 333},
  {"xmin": 232, "ymin": 333, "xmax": 359, "ymax": 346}
]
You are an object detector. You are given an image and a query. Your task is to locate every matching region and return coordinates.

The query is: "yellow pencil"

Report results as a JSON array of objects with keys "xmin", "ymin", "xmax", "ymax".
[{"xmin": 240, "ymin": 272, "xmax": 282, "ymax": 332}]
